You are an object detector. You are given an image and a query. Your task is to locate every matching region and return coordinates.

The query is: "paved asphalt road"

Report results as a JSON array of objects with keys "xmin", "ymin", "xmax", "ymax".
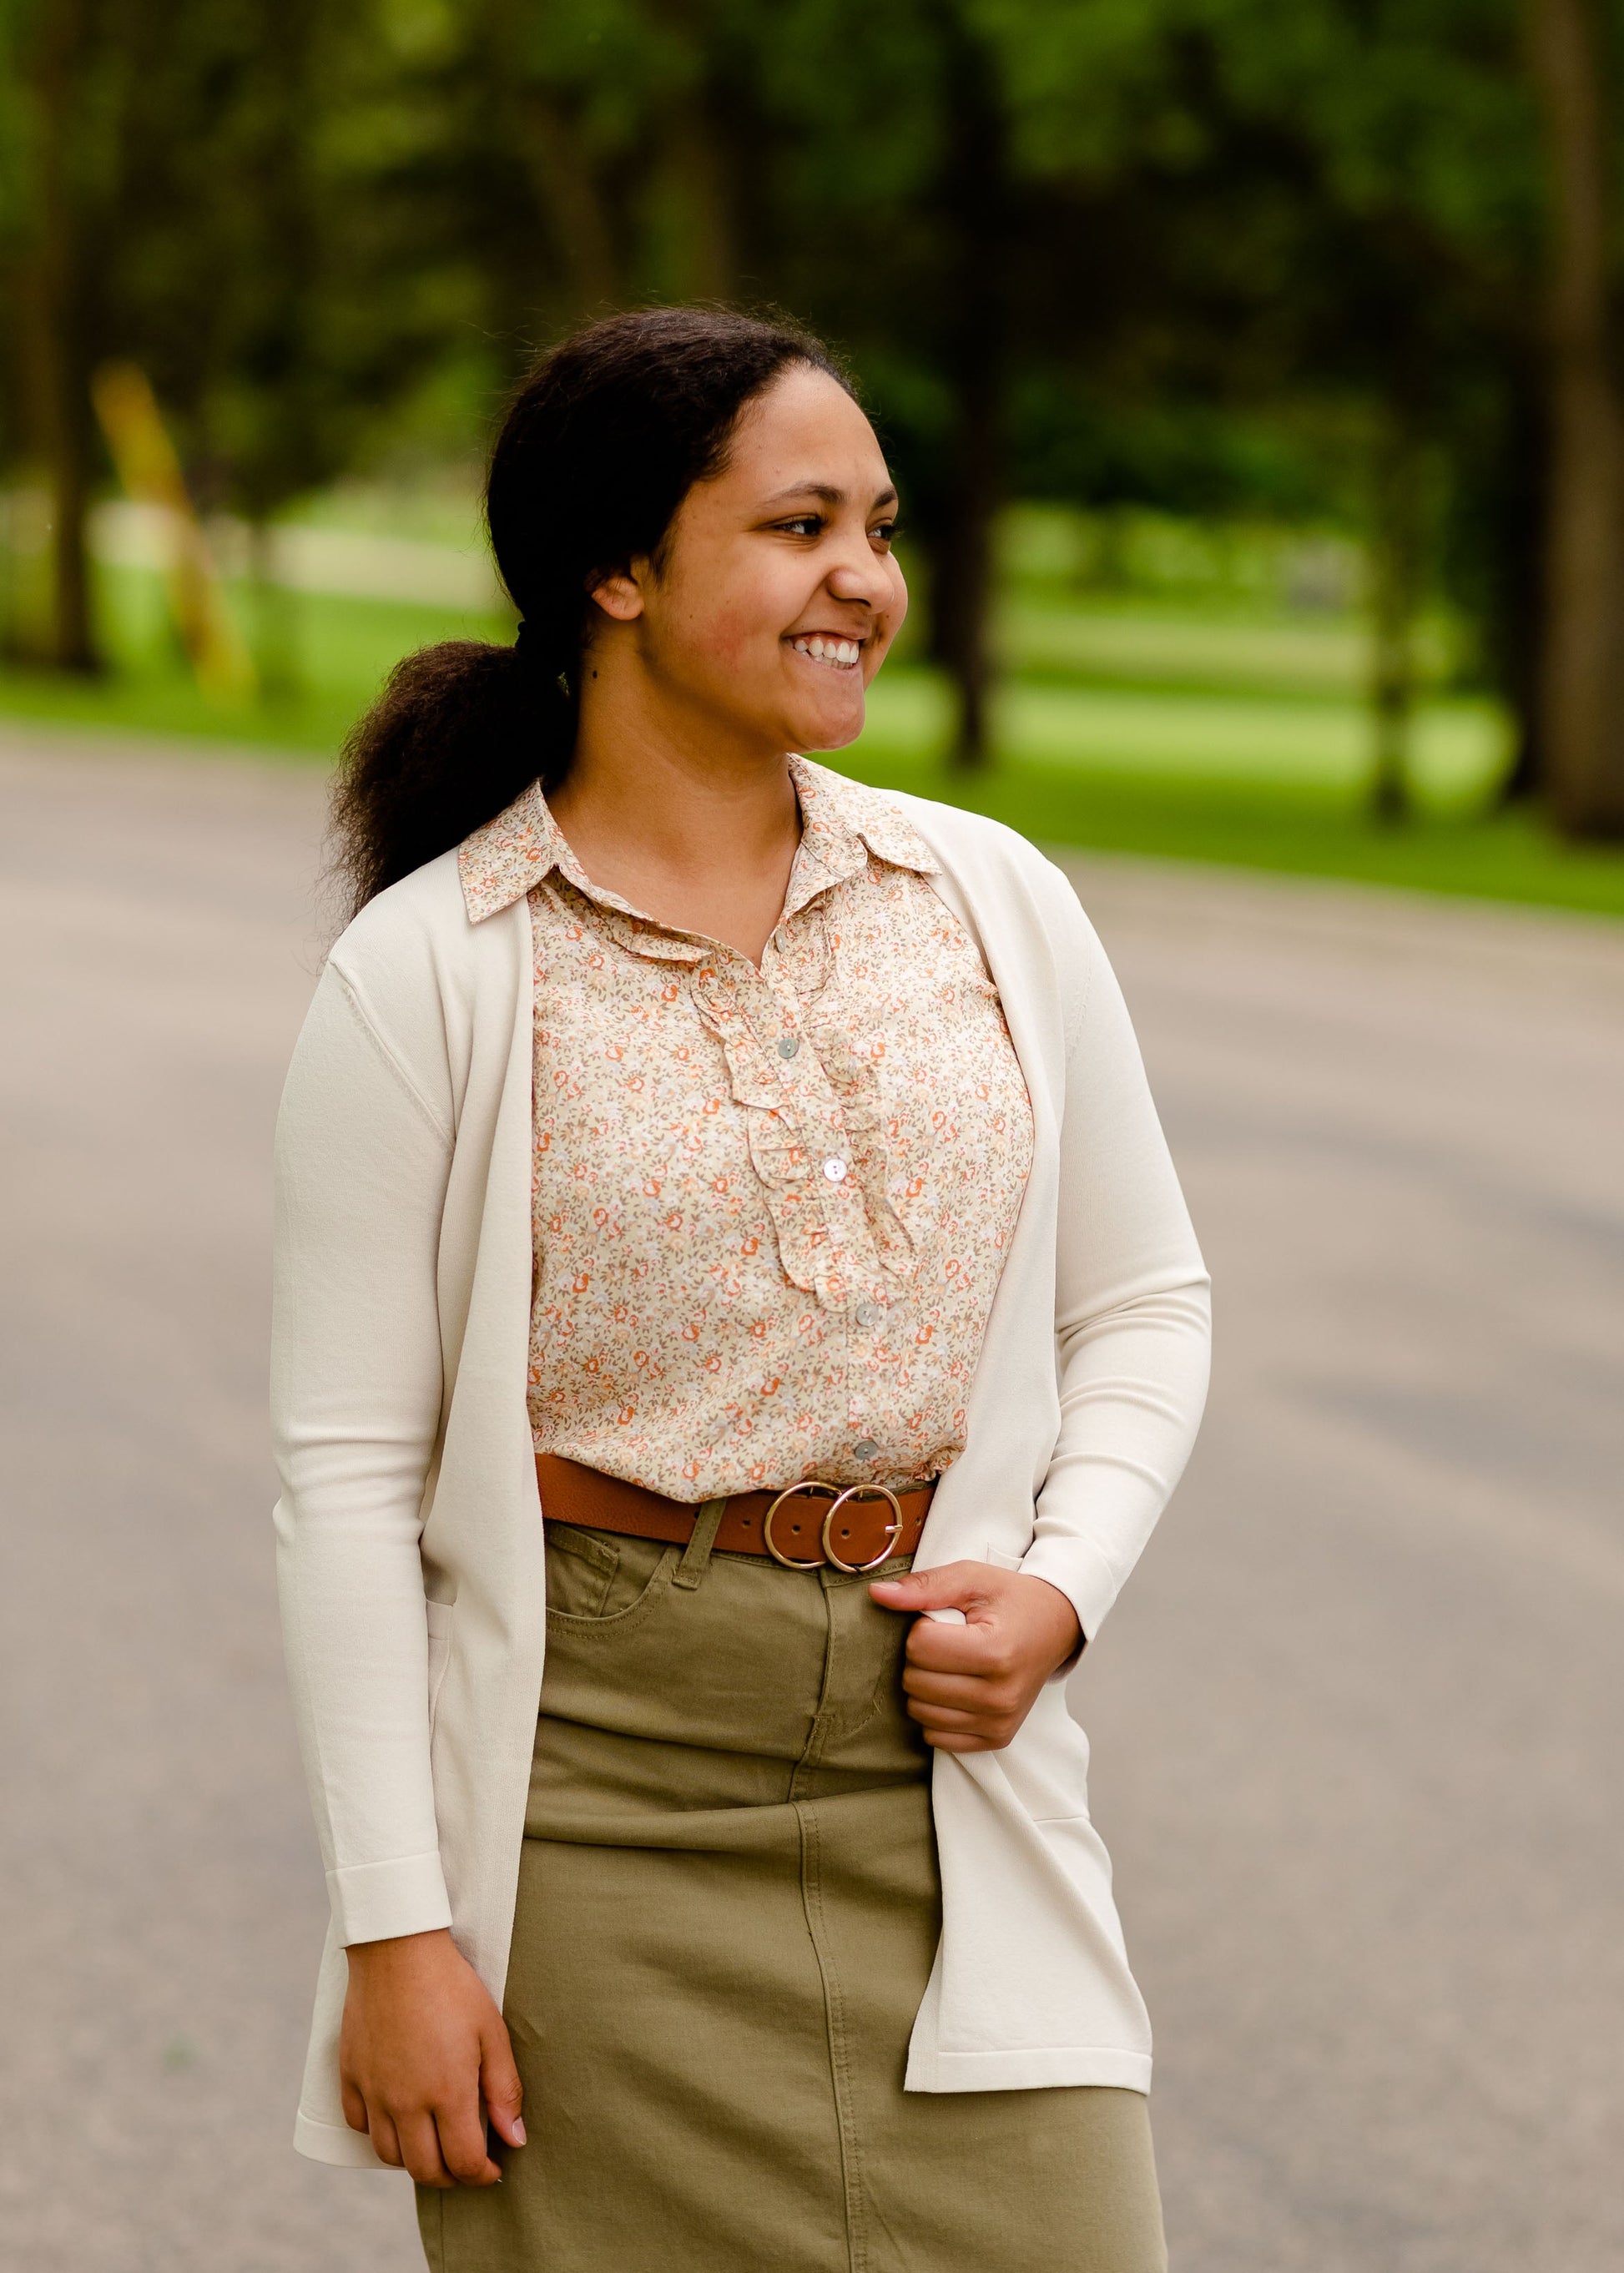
[{"xmin": 3, "ymin": 726, "xmax": 1621, "ymax": 2273}]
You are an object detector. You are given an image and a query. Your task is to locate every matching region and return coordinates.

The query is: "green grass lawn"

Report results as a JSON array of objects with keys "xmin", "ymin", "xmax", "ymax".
[
  {"xmin": 0, "ymin": 567, "xmax": 507, "ymax": 757},
  {"xmin": 1002, "ymin": 592, "xmax": 1454, "ymax": 701},
  {"xmin": 3, "ymin": 559, "xmax": 1621, "ymax": 920}
]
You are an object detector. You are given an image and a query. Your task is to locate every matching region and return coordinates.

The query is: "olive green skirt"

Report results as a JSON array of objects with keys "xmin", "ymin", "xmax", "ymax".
[{"xmin": 417, "ymin": 1502, "xmax": 1167, "ymax": 2273}]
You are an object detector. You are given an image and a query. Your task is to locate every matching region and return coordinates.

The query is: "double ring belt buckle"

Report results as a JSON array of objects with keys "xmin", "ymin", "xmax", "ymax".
[{"xmin": 763, "ymin": 1479, "xmax": 904, "ymax": 1573}]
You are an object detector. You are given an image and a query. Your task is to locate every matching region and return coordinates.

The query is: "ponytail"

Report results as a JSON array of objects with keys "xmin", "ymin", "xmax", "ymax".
[
  {"xmin": 330, "ymin": 306, "xmax": 853, "ymax": 920},
  {"xmin": 330, "ymin": 639, "xmax": 572, "ymax": 914}
]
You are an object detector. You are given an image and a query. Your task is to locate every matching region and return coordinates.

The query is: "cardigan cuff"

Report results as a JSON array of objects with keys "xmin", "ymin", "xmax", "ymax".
[
  {"xmin": 1017, "ymin": 1534, "xmax": 1122, "ymax": 1656},
  {"xmin": 328, "ymin": 1850, "xmax": 453, "ymax": 1948}
]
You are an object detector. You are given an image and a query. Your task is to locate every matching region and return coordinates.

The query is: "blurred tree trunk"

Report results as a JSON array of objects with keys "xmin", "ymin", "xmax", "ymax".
[
  {"xmin": 470, "ymin": 0, "xmax": 623, "ymax": 322},
  {"xmin": 1526, "ymin": 0, "xmax": 1624, "ymax": 835},
  {"xmin": 17, "ymin": 0, "xmax": 101, "ymax": 673},
  {"xmin": 663, "ymin": 99, "xmax": 736, "ymax": 304},
  {"xmin": 1368, "ymin": 415, "xmax": 1426, "ymax": 824},
  {"xmin": 931, "ymin": 350, "xmax": 1001, "ymax": 773},
  {"xmin": 230, "ymin": 0, "xmax": 320, "ymax": 704},
  {"xmin": 645, "ymin": 0, "xmax": 739, "ymax": 302},
  {"xmin": 925, "ymin": 2, "xmax": 1008, "ymax": 773},
  {"xmin": 1491, "ymin": 383, "xmax": 1548, "ymax": 804},
  {"xmin": 517, "ymin": 87, "xmax": 623, "ymax": 315}
]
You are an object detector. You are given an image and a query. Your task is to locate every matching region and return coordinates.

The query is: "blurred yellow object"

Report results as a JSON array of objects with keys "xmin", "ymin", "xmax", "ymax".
[{"xmin": 91, "ymin": 362, "xmax": 257, "ymax": 703}]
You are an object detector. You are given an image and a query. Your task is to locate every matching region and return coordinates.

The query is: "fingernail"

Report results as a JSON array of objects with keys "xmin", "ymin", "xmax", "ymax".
[{"xmin": 512, "ymin": 2119, "xmax": 527, "ymax": 2144}]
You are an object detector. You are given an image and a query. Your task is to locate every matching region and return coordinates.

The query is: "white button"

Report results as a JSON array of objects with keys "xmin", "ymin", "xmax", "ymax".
[
  {"xmin": 822, "ymin": 1157, "xmax": 847, "ymax": 1183},
  {"xmin": 777, "ymin": 1036, "xmax": 799, "ymax": 1059},
  {"xmin": 853, "ymin": 1438, "xmax": 880, "ymax": 1459},
  {"xmin": 855, "ymin": 1303, "xmax": 882, "ymax": 1328}
]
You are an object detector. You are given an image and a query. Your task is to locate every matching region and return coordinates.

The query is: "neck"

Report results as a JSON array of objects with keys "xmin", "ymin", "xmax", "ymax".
[{"xmin": 547, "ymin": 651, "xmax": 803, "ymax": 960}]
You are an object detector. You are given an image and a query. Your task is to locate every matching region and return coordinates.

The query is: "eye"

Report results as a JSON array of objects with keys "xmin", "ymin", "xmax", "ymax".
[
  {"xmin": 773, "ymin": 514, "xmax": 825, "ymax": 538},
  {"xmin": 870, "ymin": 517, "xmax": 901, "ymax": 547}
]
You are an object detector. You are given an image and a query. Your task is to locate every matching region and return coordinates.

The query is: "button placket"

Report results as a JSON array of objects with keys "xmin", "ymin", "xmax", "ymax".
[{"xmin": 759, "ymin": 952, "xmax": 803, "ymax": 1075}]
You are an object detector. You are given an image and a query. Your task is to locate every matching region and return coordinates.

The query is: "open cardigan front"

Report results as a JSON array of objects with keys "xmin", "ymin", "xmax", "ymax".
[{"xmin": 271, "ymin": 778, "xmax": 1212, "ymax": 2169}]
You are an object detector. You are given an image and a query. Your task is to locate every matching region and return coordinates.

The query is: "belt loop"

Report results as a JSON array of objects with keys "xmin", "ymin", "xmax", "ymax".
[{"xmin": 673, "ymin": 1495, "xmax": 728, "ymax": 1590}]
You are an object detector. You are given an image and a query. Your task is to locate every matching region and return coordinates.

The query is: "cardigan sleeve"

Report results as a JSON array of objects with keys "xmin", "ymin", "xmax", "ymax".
[
  {"xmin": 1018, "ymin": 890, "xmax": 1212, "ymax": 1643},
  {"xmin": 270, "ymin": 958, "xmax": 456, "ymax": 1947}
]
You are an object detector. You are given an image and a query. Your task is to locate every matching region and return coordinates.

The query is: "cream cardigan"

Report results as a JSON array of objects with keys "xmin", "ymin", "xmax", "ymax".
[{"xmin": 272, "ymin": 782, "xmax": 1211, "ymax": 2169}]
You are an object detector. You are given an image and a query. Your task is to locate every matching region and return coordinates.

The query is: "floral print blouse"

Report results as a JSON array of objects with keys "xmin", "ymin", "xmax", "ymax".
[{"xmin": 457, "ymin": 756, "xmax": 1034, "ymax": 1502}]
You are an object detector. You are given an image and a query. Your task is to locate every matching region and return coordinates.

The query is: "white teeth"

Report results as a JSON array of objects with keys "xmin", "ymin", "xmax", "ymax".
[{"xmin": 792, "ymin": 635, "xmax": 862, "ymax": 668}]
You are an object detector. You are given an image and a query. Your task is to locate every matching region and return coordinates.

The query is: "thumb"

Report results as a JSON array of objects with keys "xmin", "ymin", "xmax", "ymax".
[
  {"xmin": 868, "ymin": 1561, "xmax": 986, "ymax": 1618},
  {"xmin": 481, "ymin": 2022, "xmax": 526, "ymax": 2149}
]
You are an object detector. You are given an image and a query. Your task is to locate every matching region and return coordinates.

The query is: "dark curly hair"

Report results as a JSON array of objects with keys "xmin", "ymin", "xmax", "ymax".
[{"xmin": 330, "ymin": 306, "xmax": 854, "ymax": 915}]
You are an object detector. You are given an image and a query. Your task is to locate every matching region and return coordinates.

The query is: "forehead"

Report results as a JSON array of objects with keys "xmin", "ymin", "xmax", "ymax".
[{"xmin": 720, "ymin": 365, "xmax": 885, "ymax": 491}]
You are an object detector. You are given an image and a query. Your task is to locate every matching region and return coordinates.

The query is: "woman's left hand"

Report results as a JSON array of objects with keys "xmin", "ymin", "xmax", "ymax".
[{"xmin": 868, "ymin": 1564, "xmax": 1082, "ymax": 1751}]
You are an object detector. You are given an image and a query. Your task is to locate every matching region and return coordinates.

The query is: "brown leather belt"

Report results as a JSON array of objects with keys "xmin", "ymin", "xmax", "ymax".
[{"xmin": 535, "ymin": 1453, "xmax": 934, "ymax": 1573}]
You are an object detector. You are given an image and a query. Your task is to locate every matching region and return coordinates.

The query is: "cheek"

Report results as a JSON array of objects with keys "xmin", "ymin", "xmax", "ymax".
[{"xmin": 674, "ymin": 588, "xmax": 784, "ymax": 679}]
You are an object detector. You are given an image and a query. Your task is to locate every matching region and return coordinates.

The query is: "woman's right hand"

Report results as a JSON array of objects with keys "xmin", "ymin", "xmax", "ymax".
[{"xmin": 339, "ymin": 1928, "xmax": 526, "ymax": 2187}]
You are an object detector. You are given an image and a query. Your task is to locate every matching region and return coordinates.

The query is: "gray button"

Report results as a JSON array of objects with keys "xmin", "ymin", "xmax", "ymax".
[
  {"xmin": 852, "ymin": 1438, "xmax": 880, "ymax": 1460},
  {"xmin": 855, "ymin": 1302, "xmax": 883, "ymax": 1328},
  {"xmin": 821, "ymin": 1157, "xmax": 847, "ymax": 1183},
  {"xmin": 777, "ymin": 1036, "xmax": 799, "ymax": 1059}
]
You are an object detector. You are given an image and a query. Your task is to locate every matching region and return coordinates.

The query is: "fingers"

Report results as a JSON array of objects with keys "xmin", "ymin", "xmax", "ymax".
[
  {"xmin": 396, "ymin": 2109, "xmax": 458, "ymax": 2190},
  {"xmin": 367, "ymin": 2106, "xmax": 406, "ymax": 2171},
  {"xmin": 481, "ymin": 2022, "xmax": 527, "ymax": 2152},
  {"xmin": 904, "ymin": 1616, "xmax": 1016, "ymax": 1678},
  {"xmin": 340, "ymin": 2077, "xmax": 370, "ymax": 2134},
  {"xmin": 902, "ymin": 1657, "xmax": 1025, "ymax": 1748},
  {"xmin": 901, "ymin": 1663, "xmax": 1018, "ymax": 1713},
  {"xmin": 870, "ymin": 1562, "xmax": 996, "ymax": 1617},
  {"xmin": 434, "ymin": 2098, "xmax": 502, "ymax": 2188},
  {"xmin": 351, "ymin": 2094, "xmax": 503, "ymax": 2186},
  {"xmin": 907, "ymin": 1698, "xmax": 990, "ymax": 1732},
  {"xmin": 908, "ymin": 1696, "xmax": 1021, "ymax": 1748}
]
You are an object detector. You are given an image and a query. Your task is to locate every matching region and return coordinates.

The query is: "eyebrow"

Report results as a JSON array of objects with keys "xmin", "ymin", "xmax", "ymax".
[{"xmin": 760, "ymin": 481, "xmax": 900, "ymax": 512}]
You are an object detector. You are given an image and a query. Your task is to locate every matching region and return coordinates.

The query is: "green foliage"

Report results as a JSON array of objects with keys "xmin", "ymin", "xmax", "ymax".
[{"xmin": 8, "ymin": 0, "xmax": 1624, "ymax": 850}]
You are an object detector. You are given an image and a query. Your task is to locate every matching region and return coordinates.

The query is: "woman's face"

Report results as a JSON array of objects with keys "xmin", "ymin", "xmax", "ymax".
[{"xmin": 590, "ymin": 365, "xmax": 908, "ymax": 756}]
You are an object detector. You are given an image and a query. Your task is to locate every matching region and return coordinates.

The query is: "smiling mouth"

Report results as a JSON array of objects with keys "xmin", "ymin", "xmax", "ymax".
[{"xmin": 789, "ymin": 634, "xmax": 863, "ymax": 671}]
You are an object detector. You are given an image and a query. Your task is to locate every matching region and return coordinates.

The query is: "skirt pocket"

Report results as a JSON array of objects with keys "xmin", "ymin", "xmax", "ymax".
[{"xmin": 543, "ymin": 1524, "xmax": 676, "ymax": 1629}]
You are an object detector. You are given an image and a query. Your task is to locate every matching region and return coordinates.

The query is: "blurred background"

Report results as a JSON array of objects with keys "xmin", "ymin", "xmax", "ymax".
[
  {"xmin": 2, "ymin": 4, "xmax": 1623, "ymax": 2270},
  {"xmin": 3, "ymin": 0, "xmax": 1624, "ymax": 899}
]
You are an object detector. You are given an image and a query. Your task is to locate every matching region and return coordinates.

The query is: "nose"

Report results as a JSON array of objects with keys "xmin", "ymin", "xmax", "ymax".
[{"xmin": 825, "ymin": 543, "xmax": 896, "ymax": 612}]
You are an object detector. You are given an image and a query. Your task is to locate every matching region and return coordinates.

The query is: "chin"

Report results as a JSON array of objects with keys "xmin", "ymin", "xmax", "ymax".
[{"xmin": 791, "ymin": 698, "xmax": 866, "ymax": 755}]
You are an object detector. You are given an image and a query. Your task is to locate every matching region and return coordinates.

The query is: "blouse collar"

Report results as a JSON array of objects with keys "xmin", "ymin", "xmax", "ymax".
[{"xmin": 457, "ymin": 753, "xmax": 938, "ymax": 927}]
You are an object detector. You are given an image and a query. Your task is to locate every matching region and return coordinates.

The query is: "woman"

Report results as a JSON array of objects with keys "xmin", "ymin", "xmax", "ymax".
[{"xmin": 272, "ymin": 306, "xmax": 1211, "ymax": 2273}]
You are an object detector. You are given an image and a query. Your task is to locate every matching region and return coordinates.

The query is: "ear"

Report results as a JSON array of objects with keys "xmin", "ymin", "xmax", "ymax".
[{"xmin": 588, "ymin": 565, "xmax": 646, "ymax": 623}]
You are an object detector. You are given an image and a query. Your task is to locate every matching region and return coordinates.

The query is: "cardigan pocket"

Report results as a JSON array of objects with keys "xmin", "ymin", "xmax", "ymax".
[
  {"xmin": 426, "ymin": 1598, "xmax": 455, "ymax": 1736},
  {"xmin": 996, "ymin": 1708, "xmax": 1092, "ymax": 1826}
]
